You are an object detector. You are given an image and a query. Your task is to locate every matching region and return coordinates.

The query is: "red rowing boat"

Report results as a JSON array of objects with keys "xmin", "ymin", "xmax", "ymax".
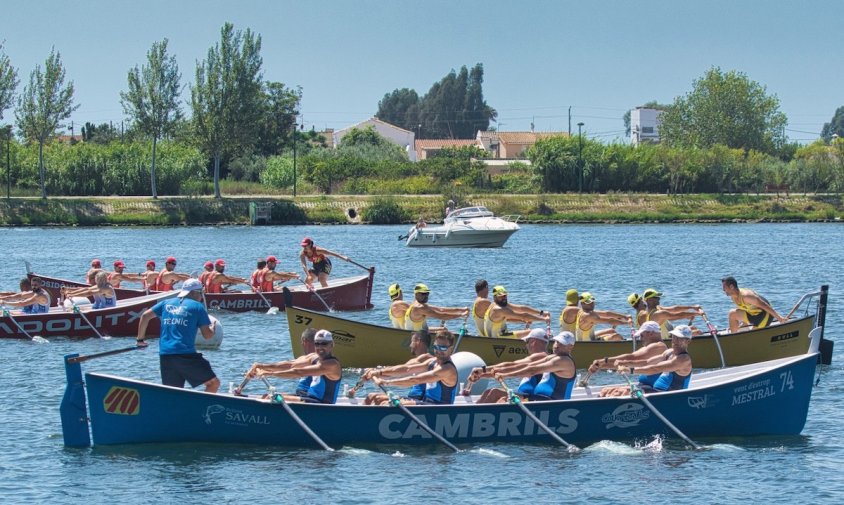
[
  {"xmin": 1, "ymin": 291, "xmax": 174, "ymax": 339},
  {"xmin": 29, "ymin": 269, "xmax": 375, "ymax": 313}
]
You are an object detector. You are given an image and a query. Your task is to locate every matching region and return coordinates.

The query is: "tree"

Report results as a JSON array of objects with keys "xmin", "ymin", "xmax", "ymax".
[
  {"xmin": 376, "ymin": 88, "xmax": 419, "ymax": 132},
  {"xmin": 0, "ymin": 42, "xmax": 19, "ymax": 121},
  {"xmin": 121, "ymin": 38, "xmax": 183, "ymax": 198},
  {"xmin": 660, "ymin": 67, "xmax": 787, "ymax": 155},
  {"xmin": 821, "ymin": 106, "xmax": 844, "ymax": 143},
  {"xmin": 16, "ymin": 47, "xmax": 78, "ymax": 198},
  {"xmin": 191, "ymin": 22, "xmax": 263, "ymax": 198},
  {"xmin": 255, "ymin": 82, "xmax": 301, "ymax": 157},
  {"xmin": 81, "ymin": 122, "xmax": 120, "ymax": 144}
]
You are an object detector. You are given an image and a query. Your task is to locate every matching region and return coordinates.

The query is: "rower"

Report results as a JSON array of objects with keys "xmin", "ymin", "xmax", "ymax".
[
  {"xmin": 154, "ymin": 256, "xmax": 191, "ymax": 291},
  {"xmin": 387, "ymin": 283, "xmax": 410, "ymax": 329},
  {"xmin": 205, "ymin": 259, "xmax": 248, "ymax": 294},
  {"xmin": 361, "ymin": 330, "xmax": 434, "ymax": 404},
  {"xmin": 469, "ymin": 327, "xmax": 551, "ymax": 403},
  {"xmin": 494, "ymin": 331, "xmax": 576, "ymax": 402},
  {"xmin": 107, "ymin": 259, "xmax": 144, "ymax": 288},
  {"xmin": 139, "ymin": 260, "xmax": 158, "ymax": 292},
  {"xmin": 373, "ymin": 329, "xmax": 458, "ymax": 405},
  {"xmin": 86, "ymin": 259, "xmax": 105, "ymax": 285},
  {"xmin": 483, "ymin": 285, "xmax": 550, "ymax": 339},
  {"xmin": 471, "ymin": 279, "xmax": 491, "ymax": 336},
  {"xmin": 722, "ymin": 276, "xmax": 786, "ymax": 333},
  {"xmin": 590, "ymin": 320, "xmax": 667, "ymax": 396},
  {"xmin": 3, "ymin": 277, "xmax": 50, "ymax": 313},
  {"xmin": 261, "ymin": 255, "xmax": 298, "ymax": 292},
  {"xmin": 639, "ymin": 288, "xmax": 703, "ymax": 337},
  {"xmin": 573, "ymin": 292, "xmax": 629, "ymax": 341},
  {"xmin": 250, "ymin": 258, "xmax": 267, "ymax": 292},
  {"xmin": 62, "ymin": 271, "xmax": 116, "ymax": 309},
  {"xmin": 404, "ymin": 283, "xmax": 468, "ymax": 333},
  {"xmin": 197, "ymin": 261, "xmax": 214, "ymax": 286},
  {"xmin": 559, "ymin": 288, "xmax": 580, "ymax": 333}
]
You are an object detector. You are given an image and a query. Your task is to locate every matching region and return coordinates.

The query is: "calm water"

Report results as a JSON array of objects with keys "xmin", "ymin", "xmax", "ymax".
[{"xmin": 0, "ymin": 223, "xmax": 841, "ymax": 504}]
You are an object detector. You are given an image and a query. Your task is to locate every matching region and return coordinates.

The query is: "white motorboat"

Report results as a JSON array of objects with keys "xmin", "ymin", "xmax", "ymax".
[{"xmin": 405, "ymin": 206, "xmax": 520, "ymax": 247}]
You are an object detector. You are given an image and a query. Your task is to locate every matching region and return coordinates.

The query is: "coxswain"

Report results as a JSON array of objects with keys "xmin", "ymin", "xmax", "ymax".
[
  {"xmin": 204, "ymin": 259, "xmax": 248, "ymax": 294},
  {"xmin": 721, "ymin": 276, "xmax": 786, "ymax": 333},
  {"xmin": 299, "ymin": 237, "xmax": 349, "ymax": 288},
  {"xmin": 261, "ymin": 255, "xmax": 298, "ymax": 292}
]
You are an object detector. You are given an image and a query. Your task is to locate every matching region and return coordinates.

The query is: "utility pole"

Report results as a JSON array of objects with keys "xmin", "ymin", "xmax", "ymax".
[
  {"xmin": 577, "ymin": 122, "xmax": 584, "ymax": 193},
  {"xmin": 5, "ymin": 125, "xmax": 11, "ymax": 199},
  {"xmin": 568, "ymin": 106, "xmax": 571, "ymax": 136}
]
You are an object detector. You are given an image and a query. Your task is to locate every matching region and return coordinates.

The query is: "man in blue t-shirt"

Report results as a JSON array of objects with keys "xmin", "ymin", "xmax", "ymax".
[{"xmin": 136, "ymin": 278, "xmax": 220, "ymax": 392}]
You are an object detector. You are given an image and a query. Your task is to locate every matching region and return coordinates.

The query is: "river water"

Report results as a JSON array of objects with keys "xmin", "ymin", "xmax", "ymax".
[{"xmin": 0, "ymin": 223, "xmax": 841, "ymax": 504}]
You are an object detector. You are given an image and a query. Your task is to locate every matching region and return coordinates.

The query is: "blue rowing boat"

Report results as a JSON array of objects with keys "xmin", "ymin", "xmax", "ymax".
[{"xmin": 61, "ymin": 330, "xmax": 823, "ymax": 449}]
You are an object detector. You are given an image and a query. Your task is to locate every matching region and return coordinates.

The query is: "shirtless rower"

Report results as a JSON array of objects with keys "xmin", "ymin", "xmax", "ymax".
[{"xmin": 483, "ymin": 285, "xmax": 550, "ymax": 339}]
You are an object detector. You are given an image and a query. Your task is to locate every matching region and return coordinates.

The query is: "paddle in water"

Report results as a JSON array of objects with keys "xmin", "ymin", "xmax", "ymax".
[
  {"xmin": 619, "ymin": 371, "xmax": 702, "ymax": 450},
  {"xmin": 69, "ymin": 301, "xmax": 110, "ymax": 340},
  {"xmin": 1, "ymin": 307, "xmax": 49, "ymax": 343},
  {"xmin": 260, "ymin": 377, "xmax": 334, "ymax": 451},
  {"xmin": 496, "ymin": 377, "xmax": 579, "ymax": 452}
]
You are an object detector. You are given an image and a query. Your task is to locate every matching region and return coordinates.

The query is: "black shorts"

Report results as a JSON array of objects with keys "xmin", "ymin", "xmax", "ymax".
[
  {"xmin": 746, "ymin": 310, "xmax": 771, "ymax": 328},
  {"xmin": 309, "ymin": 258, "xmax": 332, "ymax": 276},
  {"xmin": 160, "ymin": 353, "xmax": 217, "ymax": 388}
]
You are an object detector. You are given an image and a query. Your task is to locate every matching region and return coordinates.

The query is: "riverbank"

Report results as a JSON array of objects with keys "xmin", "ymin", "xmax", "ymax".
[{"xmin": 0, "ymin": 193, "xmax": 841, "ymax": 226}]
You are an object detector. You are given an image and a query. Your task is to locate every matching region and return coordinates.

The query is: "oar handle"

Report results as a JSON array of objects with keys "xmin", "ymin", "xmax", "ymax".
[
  {"xmin": 66, "ymin": 344, "xmax": 144, "ymax": 364},
  {"xmin": 343, "ymin": 257, "xmax": 373, "ymax": 273}
]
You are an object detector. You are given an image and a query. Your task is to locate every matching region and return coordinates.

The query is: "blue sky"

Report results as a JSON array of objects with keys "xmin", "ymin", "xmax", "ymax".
[{"xmin": 2, "ymin": 0, "xmax": 841, "ymax": 143}]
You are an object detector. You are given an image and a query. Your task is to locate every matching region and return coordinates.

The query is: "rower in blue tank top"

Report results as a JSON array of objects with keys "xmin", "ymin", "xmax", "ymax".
[
  {"xmin": 374, "ymin": 329, "xmax": 459, "ymax": 406},
  {"xmin": 495, "ymin": 331, "xmax": 577, "ymax": 402},
  {"xmin": 361, "ymin": 330, "xmax": 435, "ymax": 406},
  {"xmin": 4, "ymin": 277, "xmax": 51, "ymax": 314},
  {"xmin": 614, "ymin": 325, "xmax": 695, "ymax": 396}
]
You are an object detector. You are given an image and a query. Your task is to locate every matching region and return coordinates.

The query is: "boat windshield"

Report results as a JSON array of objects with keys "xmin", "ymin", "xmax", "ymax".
[{"xmin": 447, "ymin": 206, "xmax": 494, "ymax": 219}]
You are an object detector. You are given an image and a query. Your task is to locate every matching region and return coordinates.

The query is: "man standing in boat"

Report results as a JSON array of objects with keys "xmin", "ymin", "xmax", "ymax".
[
  {"xmin": 299, "ymin": 237, "xmax": 348, "ymax": 288},
  {"xmin": 361, "ymin": 330, "xmax": 434, "ymax": 404},
  {"xmin": 205, "ymin": 259, "xmax": 249, "ymax": 294},
  {"xmin": 250, "ymin": 330, "xmax": 342, "ymax": 404},
  {"xmin": 483, "ymin": 285, "xmax": 550, "ymax": 339},
  {"xmin": 154, "ymin": 256, "xmax": 192, "ymax": 291},
  {"xmin": 404, "ymin": 283, "xmax": 469, "ymax": 332},
  {"xmin": 260, "ymin": 255, "xmax": 299, "ymax": 292},
  {"xmin": 573, "ymin": 292, "xmax": 630, "ymax": 341},
  {"xmin": 388, "ymin": 283, "xmax": 410, "ymax": 329},
  {"xmin": 107, "ymin": 260, "xmax": 144, "ymax": 289},
  {"xmin": 373, "ymin": 329, "xmax": 459, "ymax": 405},
  {"xmin": 471, "ymin": 279, "xmax": 491, "ymax": 336},
  {"xmin": 722, "ymin": 276, "xmax": 786, "ymax": 333},
  {"xmin": 136, "ymin": 278, "xmax": 220, "ymax": 393}
]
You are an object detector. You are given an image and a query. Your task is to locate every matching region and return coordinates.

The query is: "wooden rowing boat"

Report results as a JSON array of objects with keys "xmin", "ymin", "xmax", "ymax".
[
  {"xmin": 1, "ymin": 291, "xmax": 174, "ymax": 339},
  {"xmin": 285, "ymin": 302, "xmax": 819, "ymax": 369},
  {"xmin": 60, "ymin": 332, "xmax": 822, "ymax": 448},
  {"xmin": 30, "ymin": 270, "xmax": 375, "ymax": 313}
]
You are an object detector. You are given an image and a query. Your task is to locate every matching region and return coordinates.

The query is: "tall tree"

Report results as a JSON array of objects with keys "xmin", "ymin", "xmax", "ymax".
[
  {"xmin": 376, "ymin": 88, "xmax": 419, "ymax": 132},
  {"xmin": 255, "ymin": 81, "xmax": 301, "ymax": 157},
  {"xmin": 191, "ymin": 23, "xmax": 263, "ymax": 198},
  {"xmin": 659, "ymin": 67, "xmax": 786, "ymax": 154},
  {"xmin": 821, "ymin": 106, "xmax": 844, "ymax": 143},
  {"xmin": 121, "ymin": 38, "xmax": 182, "ymax": 198},
  {"xmin": 16, "ymin": 47, "xmax": 78, "ymax": 198},
  {"xmin": 0, "ymin": 42, "xmax": 19, "ymax": 121}
]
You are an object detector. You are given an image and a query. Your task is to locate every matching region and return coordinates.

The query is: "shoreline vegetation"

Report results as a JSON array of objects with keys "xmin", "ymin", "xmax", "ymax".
[{"xmin": 0, "ymin": 193, "xmax": 841, "ymax": 227}]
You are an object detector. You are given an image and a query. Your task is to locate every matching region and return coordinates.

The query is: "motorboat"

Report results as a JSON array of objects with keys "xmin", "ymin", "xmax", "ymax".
[{"xmin": 405, "ymin": 206, "xmax": 520, "ymax": 248}]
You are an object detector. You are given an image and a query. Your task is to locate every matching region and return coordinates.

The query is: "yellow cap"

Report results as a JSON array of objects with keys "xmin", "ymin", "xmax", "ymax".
[
  {"xmin": 565, "ymin": 288, "xmax": 579, "ymax": 306},
  {"xmin": 579, "ymin": 292, "xmax": 596, "ymax": 304},
  {"xmin": 627, "ymin": 292, "xmax": 641, "ymax": 307},
  {"xmin": 414, "ymin": 283, "xmax": 430, "ymax": 294},
  {"xmin": 643, "ymin": 288, "xmax": 663, "ymax": 300},
  {"xmin": 388, "ymin": 283, "xmax": 401, "ymax": 298},
  {"xmin": 492, "ymin": 285, "xmax": 507, "ymax": 296}
]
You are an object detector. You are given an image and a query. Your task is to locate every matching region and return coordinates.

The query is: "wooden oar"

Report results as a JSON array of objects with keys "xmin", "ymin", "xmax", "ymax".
[
  {"xmin": 346, "ymin": 370, "xmax": 370, "ymax": 398},
  {"xmin": 453, "ymin": 317, "xmax": 469, "ymax": 353},
  {"xmin": 699, "ymin": 311, "xmax": 726, "ymax": 368},
  {"xmin": 66, "ymin": 344, "xmax": 144, "ymax": 364},
  {"xmin": 342, "ymin": 256, "xmax": 373, "ymax": 274},
  {"xmin": 496, "ymin": 377, "xmax": 579, "ymax": 452},
  {"xmin": 1, "ymin": 307, "xmax": 49, "ymax": 343},
  {"xmin": 232, "ymin": 374, "xmax": 251, "ymax": 396},
  {"xmin": 375, "ymin": 381, "xmax": 460, "ymax": 452},
  {"xmin": 68, "ymin": 300, "xmax": 109, "ymax": 340},
  {"xmin": 260, "ymin": 377, "xmax": 334, "ymax": 452},
  {"xmin": 254, "ymin": 289, "xmax": 279, "ymax": 315},
  {"xmin": 619, "ymin": 371, "xmax": 701, "ymax": 450},
  {"xmin": 303, "ymin": 282, "xmax": 332, "ymax": 312}
]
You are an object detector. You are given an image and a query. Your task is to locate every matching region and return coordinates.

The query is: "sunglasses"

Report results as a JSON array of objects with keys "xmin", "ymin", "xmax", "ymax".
[
  {"xmin": 314, "ymin": 341, "xmax": 331, "ymax": 347},
  {"xmin": 432, "ymin": 344, "xmax": 450, "ymax": 352}
]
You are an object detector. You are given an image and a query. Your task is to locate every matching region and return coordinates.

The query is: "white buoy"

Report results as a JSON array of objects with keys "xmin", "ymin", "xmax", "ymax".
[
  {"xmin": 195, "ymin": 315, "xmax": 223, "ymax": 349},
  {"xmin": 451, "ymin": 351, "xmax": 489, "ymax": 395}
]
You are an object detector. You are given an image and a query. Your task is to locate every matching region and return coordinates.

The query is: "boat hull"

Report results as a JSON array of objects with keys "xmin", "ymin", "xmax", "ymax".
[
  {"xmin": 77, "ymin": 351, "xmax": 817, "ymax": 447},
  {"xmin": 31, "ymin": 271, "xmax": 375, "ymax": 313},
  {"xmin": 286, "ymin": 305, "xmax": 816, "ymax": 369},
  {"xmin": 1, "ymin": 292, "xmax": 174, "ymax": 339},
  {"xmin": 406, "ymin": 228, "xmax": 518, "ymax": 248}
]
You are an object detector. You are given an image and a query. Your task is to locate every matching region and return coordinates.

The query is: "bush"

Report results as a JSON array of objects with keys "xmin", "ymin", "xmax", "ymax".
[{"xmin": 363, "ymin": 196, "xmax": 407, "ymax": 224}]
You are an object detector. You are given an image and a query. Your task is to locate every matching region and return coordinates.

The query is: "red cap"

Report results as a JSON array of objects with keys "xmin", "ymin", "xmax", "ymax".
[
  {"xmin": 146, "ymin": 260, "xmax": 156, "ymax": 267},
  {"xmin": 114, "ymin": 260, "xmax": 125, "ymax": 268},
  {"xmin": 301, "ymin": 237, "xmax": 313, "ymax": 247},
  {"xmin": 266, "ymin": 255, "xmax": 278, "ymax": 263},
  {"xmin": 91, "ymin": 259, "xmax": 102, "ymax": 267},
  {"xmin": 215, "ymin": 259, "xmax": 226, "ymax": 267},
  {"xmin": 203, "ymin": 261, "xmax": 213, "ymax": 269},
  {"xmin": 166, "ymin": 256, "xmax": 177, "ymax": 264}
]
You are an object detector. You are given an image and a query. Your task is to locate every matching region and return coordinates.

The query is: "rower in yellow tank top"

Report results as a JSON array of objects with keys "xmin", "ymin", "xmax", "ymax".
[
  {"xmin": 573, "ymin": 292, "xmax": 630, "ymax": 341},
  {"xmin": 559, "ymin": 288, "xmax": 579, "ymax": 333},
  {"xmin": 472, "ymin": 280, "xmax": 491, "ymax": 337},
  {"xmin": 483, "ymin": 285, "xmax": 550, "ymax": 339},
  {"xmin": 639, "ymin": 288, "xmax": 703, "ymax": 337},
  {"xmin": 721, "ymin": 276, "xmax": 786, "ymax": 333},
  {"xmin": 388, "ymin": 283, "xmax": 410, "ymax": 329},
  {"xmin": 403, "ymin": 283, "xmax": 468, "ymax": 333}
]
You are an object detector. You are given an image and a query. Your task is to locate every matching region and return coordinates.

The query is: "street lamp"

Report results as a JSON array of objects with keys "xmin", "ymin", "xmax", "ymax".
[
  {"xmin": 292, "ymin": 120, "xmax": 302, "ymax": 197},
  {"xmin": 3, "ymin": 125, "xmax": 12, "ymax": 200},
  {"xmin": 577, "ymin": 122, "xmax": 584, "ymax": 193}
]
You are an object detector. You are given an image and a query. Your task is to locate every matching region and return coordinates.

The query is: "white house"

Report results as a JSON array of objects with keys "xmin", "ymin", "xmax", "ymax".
[
  {"xmin": 630, "ymin": 107, "xmax": 663, "ymax": 145},
  {"xmin": 332, "ymin": 118, "xmax": 417, "ymax": 161}
]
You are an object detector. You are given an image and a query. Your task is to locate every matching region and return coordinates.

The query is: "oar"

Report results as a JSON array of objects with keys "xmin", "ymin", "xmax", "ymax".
[
  {"xmin": 303, "ymin": 282, "xmax": 332, "ymax": 312},
  {"xmin": 453, "ymin": 317, "xmax": 469, "ymax": 352},
  {"xmin": 232, "ymin": 374, "xmax": 252, "ymax": 396},
  {"xmin": 346, "ymin": 370, "xmax": 370, "ymax": 398},
  {"xmin": 577, "ymin": 369, "xmax": 594, "ymax": 388},
  {"xmin": 66, "ymin": 344, "xmax": 144, "ymax": 364},
  {"xmin": 1, "ymin": 307, "xmax": 49, "ymax": 343},
  {"xmin": 254, "ymin": 289, "xmax": 279, "ymax": 315},
  {"xmin": 260, "ymin": 377, "xmax": 334, "ymax": 452},
  {"xmin": 68, "ymin": 300, "xmax": 110, "ymax": 340},
  {"xmin": 375, "ymin": 381, "xmax": 460, "ymax": 452},
  {"xmin": 342, "ymin": 256, "xmax": 373, "ymax": 274},
  {"xmin": 496, "ymin": 377, "xmax": 579, "ymax": 452},
  {"xmin": 699, "ymin": 311, "xmax": 726, "ymax": 368},
  {"xmin": 619, "ymin": 371, "xmax": 701, "ymax": 450}
]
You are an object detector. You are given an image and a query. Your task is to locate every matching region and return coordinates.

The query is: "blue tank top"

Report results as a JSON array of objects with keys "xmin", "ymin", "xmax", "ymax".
[
  {"xmin": 652, "ymin": 352, "xmax": 692, "ymax": 391},
  {"xmin": 295, "ymin": 357, "xmax": 318, "ymax": 395},
  {"xmin": 422, "ymin": 360, "xmax": 457, "ymax": 405},
  {"xmin": 304, "ymin": 357, "xmax": 340, "ymax": 404},
  {"xmin": 531, "ymin": 356, "xmax": 575, "ymax": 400},
  {"xmin": 638, "ymin": 372, "xmax": 661, "ymax": 387},
  {"xmin": 516, "ymin": 374, "xmax": 542, "ymax": 397},
  {"xmin": 92, "ymin": 291, "xmax": 117, "ymax": 309},
  {"xmin": 28, "ymin": 289, "xmax": 51, "ymax": 314},
  {"xmin": 407, "ymin": 361, "xmax": 435, "ymax": 400}
]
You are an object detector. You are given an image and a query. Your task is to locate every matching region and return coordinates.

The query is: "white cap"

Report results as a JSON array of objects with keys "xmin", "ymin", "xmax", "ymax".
[
  {"xmin": 552, "ymin": 331, "xmax": 575, "ymax": 346},
  {"xmin": 521, "ymin": 328, "xmax": 548, "ymax": 342},
  {"xmin": 314, "ymin": 329, "xmax": 333, "ymax": 343},
  {"xmin": 634, "ymin": 321, "xmax": 661, "ymax": 339},
  {"xmin": 177, "ymin": 279, "xmax": 203, "ymax": 298},
  {"xmin": 669, "ymin": 325, "xmax": 693, "ymax": 339}
]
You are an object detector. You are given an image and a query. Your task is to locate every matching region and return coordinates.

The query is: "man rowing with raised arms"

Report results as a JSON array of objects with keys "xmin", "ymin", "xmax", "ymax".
[
  {"xmin": 387, "ymin": 283, "xmax": 410, "ymax": 329},
  {"xmin": 588, "ymin": 320, "xmax": 667, "ymax": 394},
  {"xmin": 107, "ymin": 259, "xmax": 144, "ymax": 288},
  {"xmin": 373, "ymin": 330, "xmax": 458, "ymax": 405},
  {"xmin": 204, "ymin": 259, "xmax": 249, "ymax": 294},
  {"xmin": 468, "ymin": 327, "xmax": 552, "ymax": 402},
  {"xmin": 360, "ymin": 330, "xmax": 434, "ymax": 404},
  {"xmin": 573, "ymin": 292, "xmax": 629, "ymax": 341},
  {"xmin": 153, "ymin": 256, "xmax": 192, "ymax": 291},
  {"xmin": 484, "ymin": 285, "xmax": 550, "ymax": 339},
  {"xmin": 404, "ymin": 283, "xmax": 468, "ymax": 333},
  {"xmin": 634, "ymin": 288, "xmax": 703, "ymax": 337},
  {"xmin": 721, "ymin": 276, "xmax": 786, "ymax": 333},
  {"xmin": 260, "ymin": 255, "xmax": 299, "ymax": 292},
  {"xmin": 471, "ymin": 279, "xmax": 491, "ymax": 336}
]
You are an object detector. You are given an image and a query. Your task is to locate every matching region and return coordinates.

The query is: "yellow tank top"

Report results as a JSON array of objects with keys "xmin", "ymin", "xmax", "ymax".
[
  {"xmin": 646, "ymin": 308, "xmax": 673, "ymax": 338},
  {"xmin": 574, "ymin": 310, "xmax": 596, "ymax": 341},
  {"xmin": 483, "ymin": 304, "xmax": 510, "ymax": 339},
  {"xmin": 404, "ymin": 304, "xmax": 427, "ymax": 331},
  {"xmin": 472, "ymin": 299, "xmax": 489, "ymax": 337},
  {"xmin": 735, "ymin": 289, "xmax": 763, "ymax": 316},
  {"xmin": 389, "ymin": 301, "xmax": 407, "ymax": 329},
  {"xmin": 559, "ymin": 307, "xmax": 577, "ymax": 333}
]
